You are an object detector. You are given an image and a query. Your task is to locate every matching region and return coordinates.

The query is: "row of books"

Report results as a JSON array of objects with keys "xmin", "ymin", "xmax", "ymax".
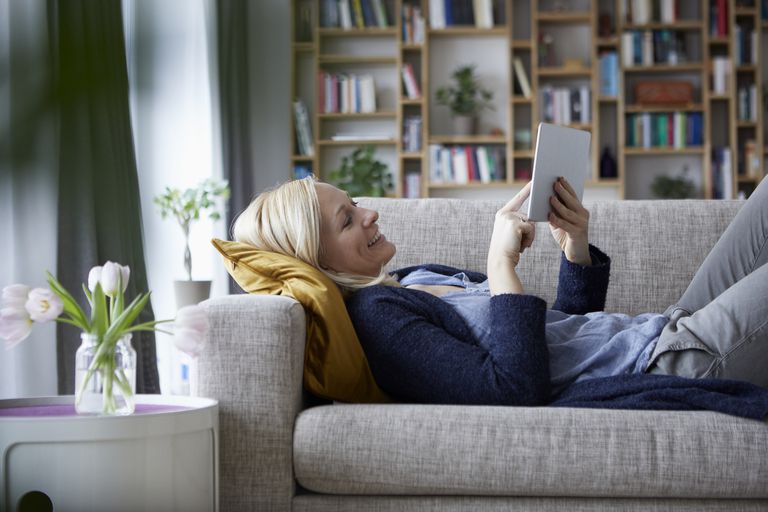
[
  {"xmin": 625, "ymin": 112, "xmax": 704, "ymax": 148},
  {"xmin": 428, "ymin": 144, "xmax": 506, "ymax": 184},
  {"xmin": 428, "ymin": 0, "xmax": 500, "ymax": 29},
  {"xmin": 293, "ymin": 100, "xmax": 315, "ymax": 157},
  {"xmin": 401, "ymin": 4, "xmax": 425, "ymax": 44},
  {"xmin": 599, "ymin": 52, "xmax": 619, "ymax": 97},
  {"xmin": 737, "ymin": 85, "xmax": 759, "ymax": 122},
  {"xmin": 320, "ymin": 0, "xmax": 393, "ymax": 29},
  {"xmin": 318, "ymin": 72, "xmax": 377, "ymax": 114},
  {"xmin": 733, "ymin": 26, "xmax": 758, "ymax": 66},
  {"xmin": 711, "ymin": 57, "xmax": 731, "ymax": 95},
  {"xmin": 625, "ymin": 0, "xmax": 678, "ymax": 24},
  {"xmin": 403, "ymin": 116, "xmax": 423, "ymax": 152},
  {"xmin": 709, "ymin": 0, "xmax": 728, "ymax": 38},
  {"xmin": 621, "ymin": 30, "xmax": 687, "ymax": 67},
  {"xmin": 540, "ymin": 85, "xmax": 591, "ymax": 126},
  {"xmin": 401, "ymin": 63, "xmax": 422, "ymax": 99},
  {"xmin": 403, "ymin": 172, "xmax": 422, "ymax": 198},
  {"xmin": 710, "ymin": 147, "xmax": 732, "ymax": 199}
]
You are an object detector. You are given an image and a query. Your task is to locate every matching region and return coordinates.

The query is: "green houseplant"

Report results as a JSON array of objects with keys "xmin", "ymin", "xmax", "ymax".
[
  {"xmin": 154, "ymin": 178, "xmax": 230, "ymax": 307},
  {"xmin": 328, "ymin": 145, "xmax": 393, "ymax": 197},
  {"xmin": 651, "ymin": 167, "xmax": 696, "ymax": 199},
  {"xmin": 435, "ymin": 64, "xmax": 494, "ymax": 135}
]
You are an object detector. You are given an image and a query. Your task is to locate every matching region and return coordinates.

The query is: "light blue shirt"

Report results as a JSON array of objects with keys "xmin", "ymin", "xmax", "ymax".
[{"xmin": 400, "ymin": 268, "xmax": 666, "ymax": 395}]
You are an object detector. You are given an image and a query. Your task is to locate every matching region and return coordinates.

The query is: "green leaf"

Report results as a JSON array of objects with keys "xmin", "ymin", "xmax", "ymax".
[
  {"xmin": 47, "ymin": 272, "xmax": 89, "ymax": 330},
  {"xmin": 91, "ymin": 283, "xmax": 108, "ymax": 336},
  {"xmin": 103, "ymin": 292, "xmax": 151, "ymax": 345}
]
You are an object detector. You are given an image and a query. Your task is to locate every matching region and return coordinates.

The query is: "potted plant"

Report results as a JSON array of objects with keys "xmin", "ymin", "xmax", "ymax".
[
  {"xmin": 651, "ymin": 167, "xmax": 696, "ymax": 199},
  {"xmin": 154, "ymin": 178, "xmax": 230, "ymax": 307},
  {"xmin": 328, "ymin": 145, "xmax": 393, "ymax": 197},
  {"xmin": 435, "ymin": 64, "xmax": 494, "ymax": 136}
]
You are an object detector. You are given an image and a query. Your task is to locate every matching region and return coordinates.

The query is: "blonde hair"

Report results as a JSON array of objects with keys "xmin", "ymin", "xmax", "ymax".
[{"xmin": 232, "ymin": 176, "xmax": 398, "ymax": 292}]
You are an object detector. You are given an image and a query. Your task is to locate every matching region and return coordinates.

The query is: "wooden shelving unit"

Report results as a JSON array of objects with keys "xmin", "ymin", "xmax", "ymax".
[{"xmin": 290, "ymin": 0, "xmax": 767, "ymax": 199}]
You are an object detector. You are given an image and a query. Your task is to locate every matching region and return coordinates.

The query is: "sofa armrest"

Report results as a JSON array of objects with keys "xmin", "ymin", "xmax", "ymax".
[{"xmin": 198, "ymin": 294, "xmax": 306, "ymax": 512}]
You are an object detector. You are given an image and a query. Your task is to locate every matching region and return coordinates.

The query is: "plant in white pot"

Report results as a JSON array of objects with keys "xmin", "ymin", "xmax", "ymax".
[
  {"xmin": 154, "ymin": 178, "xmax": 230, "ymax": 308},
  {"xmin": 435, "ymin": 64, "xmax": 494, "ymax": 136}
]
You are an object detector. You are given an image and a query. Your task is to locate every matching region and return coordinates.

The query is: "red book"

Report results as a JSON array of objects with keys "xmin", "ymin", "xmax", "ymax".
[
  {"xmin": 465, "ymin": 146, "xmax": 478, "ymax": 181},
  {"xmin": 317, "ymin": 72, "xmax": 325, "ymax": 114},
  {"xmin": 667, "ymin": 113, "xmax": 674, "ymax": 146},
  {"xmin": 717, "ymin": 0, "xmax": 727, "ymax": 37}
]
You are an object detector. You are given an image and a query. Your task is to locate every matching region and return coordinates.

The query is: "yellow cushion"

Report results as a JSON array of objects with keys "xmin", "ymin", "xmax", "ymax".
[{"xmin": 211, "ymin": 238, "xmax": 390, "ymax": 403}]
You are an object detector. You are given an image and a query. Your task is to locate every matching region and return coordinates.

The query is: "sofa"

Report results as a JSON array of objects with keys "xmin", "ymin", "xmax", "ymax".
[{"xmin": 199, "ymin": 197, "xmax": 768, "ymax": 511}]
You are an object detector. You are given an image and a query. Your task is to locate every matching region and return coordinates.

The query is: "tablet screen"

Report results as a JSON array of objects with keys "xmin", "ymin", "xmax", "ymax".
[{"xmin": 526, "ymin": 123, "xmax": 591, "ymax": 222}]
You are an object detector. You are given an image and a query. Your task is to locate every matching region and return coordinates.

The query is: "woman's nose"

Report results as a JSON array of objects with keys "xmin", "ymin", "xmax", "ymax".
[{"xmin": 362, "ymin": 208, "xmax": 378, "ymax": 226}]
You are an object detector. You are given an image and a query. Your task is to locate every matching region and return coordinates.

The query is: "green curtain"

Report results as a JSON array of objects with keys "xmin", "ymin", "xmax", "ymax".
[{"xmin": 50, "ymin": 0, "xmax": 159, "ymax": 394}]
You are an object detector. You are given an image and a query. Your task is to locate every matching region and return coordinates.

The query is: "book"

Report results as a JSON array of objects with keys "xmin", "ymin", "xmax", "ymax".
[
  {"xmin": 476, "ymin": 146, "xmax": 491, "ymax": 183},
  {"xmin": 401, "ymin": 63, "xmax": 422, "ymax": 99},
  {"xmin": 513, "ymin": 57, "xmax": 531, "ymax": 98},
  {"xmin": 404, "ymin": 172, "xmax": 421, "ymax": 198},
  {"xmin": 473, "ymin": 0, "xmax": 493, "ymax": 28},
  {"xmin": 339, "ymin": 0, "xmax": 353, "ymax": 29},
  {"xmin": 429, "ymin": 0, "xmax": 446, "ymax": 29},
  {"xmin": 293, "ymin": 100, "xmax": 314, "ymax": 157}
]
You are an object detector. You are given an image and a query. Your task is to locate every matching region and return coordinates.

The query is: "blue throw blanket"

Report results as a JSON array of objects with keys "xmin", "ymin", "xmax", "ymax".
[{"xmin": 552, "ymin": 374, "xmax": 768, "ymax": 420}]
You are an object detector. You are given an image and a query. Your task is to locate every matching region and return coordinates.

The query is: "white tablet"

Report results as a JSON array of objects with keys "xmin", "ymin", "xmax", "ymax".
[{"xmin": 526, "ymin": 123, "xmax": 591, "ymax": 222}]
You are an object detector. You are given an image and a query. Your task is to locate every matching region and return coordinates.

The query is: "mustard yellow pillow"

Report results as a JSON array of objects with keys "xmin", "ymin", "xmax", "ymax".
[{"xmin": 211, "ymin": 239, "xmax": 390, "ymax": 403}]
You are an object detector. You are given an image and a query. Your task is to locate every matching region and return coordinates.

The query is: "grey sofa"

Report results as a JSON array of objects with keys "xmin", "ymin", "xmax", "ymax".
[{"xmin": 199, "ymin": 198, "xmax": 768, "ymax": 511}]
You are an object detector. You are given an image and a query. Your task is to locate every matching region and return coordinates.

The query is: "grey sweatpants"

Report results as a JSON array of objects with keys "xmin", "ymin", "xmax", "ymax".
[{"xmin": 646, "ymin": 176, "xmax": 768, "ymax": 388}]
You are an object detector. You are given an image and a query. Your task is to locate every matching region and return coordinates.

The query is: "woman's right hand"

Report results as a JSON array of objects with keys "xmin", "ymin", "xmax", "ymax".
[{"xmin": 488, "ymin": 182, "xmax": 535, "ymax": 268}]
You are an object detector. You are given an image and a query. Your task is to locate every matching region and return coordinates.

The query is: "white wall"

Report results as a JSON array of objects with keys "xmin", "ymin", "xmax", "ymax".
[{"xmin": 125, "ymin": 0, "xmax": 227, "ymax": 394}]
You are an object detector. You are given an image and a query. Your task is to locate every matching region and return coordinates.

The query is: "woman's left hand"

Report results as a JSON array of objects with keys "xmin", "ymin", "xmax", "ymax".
[{"xmin": 548, "ymin": 177, "xmax": 591, "ymax": 265}]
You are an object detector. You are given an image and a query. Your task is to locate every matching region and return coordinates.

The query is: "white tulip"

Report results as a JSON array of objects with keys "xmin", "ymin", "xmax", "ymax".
[
  {"xmin": 173, "ymin": 305, "xmax": 209, "ymax": 358},
  {"xmin": 2, "ymin": 284, "xmax": 31, "ymax": 309},
  {"xmin": 0, "ymin": 307, "xmax": 33, "ymax": 349},
  {"xmin": 99, "ymin": 261, "xmax": 130, "ymax": 297},
  {"xmin": 25, "ymin": 288, "xmax": 64, "ymax": 323},
  {"xmin": 87, "ymin": 266, "xmax": 102, "ymax": 292}
]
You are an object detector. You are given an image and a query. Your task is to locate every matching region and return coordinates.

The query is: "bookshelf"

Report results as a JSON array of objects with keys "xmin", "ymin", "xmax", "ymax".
[{"xmin": 291, "ymin": 0, "xmax": 767, "ymax": 199}]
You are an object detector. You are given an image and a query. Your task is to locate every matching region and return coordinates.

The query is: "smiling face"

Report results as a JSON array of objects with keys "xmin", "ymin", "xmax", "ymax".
[{"xmin": 315, "ymin": 182, "xmax": 396, "ymax": 277}]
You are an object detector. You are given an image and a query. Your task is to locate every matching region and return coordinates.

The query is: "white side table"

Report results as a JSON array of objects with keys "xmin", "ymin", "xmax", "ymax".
[{"xmin": 0, "ymin": 395, "xmax": 218, "ymax": 512}]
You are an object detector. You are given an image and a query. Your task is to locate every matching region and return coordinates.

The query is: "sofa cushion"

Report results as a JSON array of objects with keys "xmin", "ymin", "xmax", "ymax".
[
  {"xmin": 211, "ymin": 239, "xmax": 389, "ymax": 403},
  {"xmin": 294, "ymin": 404, "xmax": 768, "ymax": 498},
  {"xmin": 361, "ymin": 198, "xmax": 743, "ymax": 316}
]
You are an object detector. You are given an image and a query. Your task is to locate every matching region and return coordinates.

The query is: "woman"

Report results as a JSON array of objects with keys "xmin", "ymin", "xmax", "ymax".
[{"xmin": 233, "ymin": 175, "xmax": 768, "ymax": 405}]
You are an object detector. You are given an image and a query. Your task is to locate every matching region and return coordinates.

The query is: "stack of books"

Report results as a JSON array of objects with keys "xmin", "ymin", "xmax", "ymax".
[
  {"xmin": 320, "ymin": 0, "xmax": 392, "ymax": 29},
  {"xmin": 599, "ymin": 52, "xmax": 618, "ymax": 97},
  {"xmin": 621, "ymin": 30, "xmax": 687, "ymax": 67},
  {"xmin": 428, "ymin": 0, "xmax": 498, "ymax": 29},
  {"xmin": 625, "ymin": 112, "xmax": 703, "ymax": 148},
  {"xmin": 402, "ymin": 3, "xmax": 425, "ymax": 43},
  {"xmin": 428, "ymin": 144, "xmax": 506, "ymax": 184},
  {"xmin": 318, "ymin": 73, "xmax": 377, "ymax": 113},
  {"xmin": 540, "ymin": 85, "xmax": 591, "ymax": 125}
]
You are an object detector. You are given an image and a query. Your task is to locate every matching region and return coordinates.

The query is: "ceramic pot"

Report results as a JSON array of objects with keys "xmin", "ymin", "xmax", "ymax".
[
  {"xmin": 452, "ymin": 115, "xmax": 476, "ymax": 136},
  {"xmin": 174, "ymin": 280, "xmax": 211, "ymax": 309}
]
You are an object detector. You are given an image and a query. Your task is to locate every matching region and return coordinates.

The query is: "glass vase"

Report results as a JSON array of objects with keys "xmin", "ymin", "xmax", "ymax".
[{"xmin": 74, "ymin": 333, "xmax": 137, "ymax": 415}]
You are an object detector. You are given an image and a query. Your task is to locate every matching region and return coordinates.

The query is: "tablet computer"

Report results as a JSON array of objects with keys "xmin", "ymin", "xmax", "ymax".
[{"xmin": 526, "ymin": 123, "xmax": 591, "ymax": 222}]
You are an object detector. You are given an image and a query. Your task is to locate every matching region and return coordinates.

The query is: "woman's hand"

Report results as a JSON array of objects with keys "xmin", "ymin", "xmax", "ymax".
[
  {"xmin": 548, "ymin": 177, "xmax": 591, "ymax": 265},
  {"xmin": 489, "ymin": 182, "xmax": 535, "ymax": 267},
  {"xmin": 488, "ymin": 183, "xmax": 535, "ymax": 295}
]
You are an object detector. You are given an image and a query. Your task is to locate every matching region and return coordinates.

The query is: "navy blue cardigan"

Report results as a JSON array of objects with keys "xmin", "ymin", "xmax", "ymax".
[
  {"xmin": 346, "ymin": 246, "xmax": 611, "ymax": 406},
  {"xmin": 346, "ymin": 246, "xmax": 768, "ymax": 419}
]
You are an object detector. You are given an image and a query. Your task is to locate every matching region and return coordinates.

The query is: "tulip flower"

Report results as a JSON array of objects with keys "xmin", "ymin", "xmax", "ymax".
[
  {"xmin": 173, "ymin": 305, "xmax": 209, "ymax": 358},
  {"xmin": 87, "ymin": 266, "xmax": 102, "ymax": 292},
  {"xmin": 0, "ymin": 285, "xmax": 33, "ymax": 349},
  {"xmin": 89, "ymin": 262, "xmax": 130, "ymax": 297},
  {"xmin": 0, "ymin": 308, "xmax": 33, "ymax": 349},
  {"xmin": 2, "ymin": 284, "xmax": 31, "ymax": 309},
  {"xmin": 25, "ymin": 288, "xmax": 64, "ymax": 323}
]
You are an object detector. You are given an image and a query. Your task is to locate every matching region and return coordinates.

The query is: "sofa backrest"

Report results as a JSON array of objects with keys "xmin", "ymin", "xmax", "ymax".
[{"xmin": 358, "ymin": 198, "xmax": 744, "ymax": 316}]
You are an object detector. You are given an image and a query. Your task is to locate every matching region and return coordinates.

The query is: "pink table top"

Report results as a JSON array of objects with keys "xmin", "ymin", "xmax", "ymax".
[{"xmin": 0, "ymin": 403, "xmax": 192, "ymax": 417}]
